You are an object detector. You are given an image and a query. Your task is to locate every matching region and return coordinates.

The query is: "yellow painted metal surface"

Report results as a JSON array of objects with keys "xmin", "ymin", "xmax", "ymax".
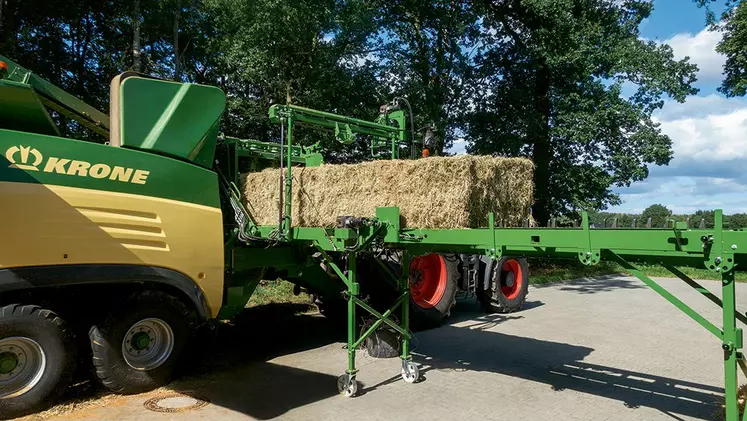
[{"xmin": 0, "ymin": 181, "xmax": 224, "ymax": 317}]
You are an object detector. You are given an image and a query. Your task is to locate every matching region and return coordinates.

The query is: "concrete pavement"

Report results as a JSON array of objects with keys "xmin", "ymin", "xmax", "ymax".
[{"xmin": 31, "ymin": 275, "xmax": 745, "ymax": 421}]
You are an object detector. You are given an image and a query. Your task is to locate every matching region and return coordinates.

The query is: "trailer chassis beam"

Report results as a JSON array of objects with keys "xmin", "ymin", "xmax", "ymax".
[{"xmin": 610, "ymin": 251, "xmax": 746, "ymax": 421}]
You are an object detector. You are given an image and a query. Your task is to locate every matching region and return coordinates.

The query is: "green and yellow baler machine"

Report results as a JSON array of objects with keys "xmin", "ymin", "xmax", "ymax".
[{"xmin": 2, "ymin": 55, "xmax": 747, "ymax": 421}]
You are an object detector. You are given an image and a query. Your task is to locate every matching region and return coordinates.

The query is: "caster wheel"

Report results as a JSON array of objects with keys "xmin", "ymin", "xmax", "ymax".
[
  {"xmin": 401, "ymin": 360, "xmax": 420, "ymax": 384},
  {"xmin": 337, "ymin": 374, "xmax": 358, "ymax": 397}
]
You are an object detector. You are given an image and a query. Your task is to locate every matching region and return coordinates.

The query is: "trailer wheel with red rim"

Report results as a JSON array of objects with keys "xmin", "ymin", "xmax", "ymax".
[
  {"xmin": 408, "ymin": 253, "xmax": 459, "ymax": 328},
  {"xmin": 478, "ymin": 256, "xmax": 529, "ymax": 313}
]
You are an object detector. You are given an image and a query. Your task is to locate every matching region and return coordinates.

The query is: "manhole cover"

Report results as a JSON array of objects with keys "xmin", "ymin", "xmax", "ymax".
[{"xmin": 144, "ymin": 393, "xmax": 210, "ymax": 413}]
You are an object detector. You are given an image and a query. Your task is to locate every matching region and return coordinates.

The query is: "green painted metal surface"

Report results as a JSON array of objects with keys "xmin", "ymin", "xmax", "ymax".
[
  {"xmin": 269, "ymin": 103, "xmax": 408, "ymax": 159},
  {"xmin": 0, "ymin": 80, "xmax": 59, "ymax": 135},
  {"xmin": 119, "ymin": 76, "xmax": 225, "ymax": 168},
  {"xmin": 0, "ymin": 129, "xmax": 221, "ymax": 208},
  {"xmin": 0, "ymin": 54, "xmax": 109, "ymax": 138}
]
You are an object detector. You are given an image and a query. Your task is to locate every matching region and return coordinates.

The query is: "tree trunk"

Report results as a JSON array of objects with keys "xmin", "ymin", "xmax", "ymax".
[
  {"xmin": 132, "ymin": 0, "xmax": 142, "ymax": 72},
  {"xmin": 531, "ymin": 60, "xmax": 552, "ymax": 226},
  {"xmin": 173, "ymin": 0, "xmax": 181, "ymax": 81}
]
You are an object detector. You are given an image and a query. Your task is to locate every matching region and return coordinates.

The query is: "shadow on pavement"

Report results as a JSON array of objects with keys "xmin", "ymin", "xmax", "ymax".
[
  {"xmin": 532, "ymin": 275, "xmax": 647, "ymax": 294},
  {"xmin": 402, "ymin": 314, "xmax": 721, "ymax": 420},
  {"xmin": 172, "ymin": 362, "xmax": 338, "ymax": 420}
]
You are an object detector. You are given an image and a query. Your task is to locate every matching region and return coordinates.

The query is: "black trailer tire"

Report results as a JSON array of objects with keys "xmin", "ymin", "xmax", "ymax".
[
  {"xmin": 478, "ymin": 257, "xmax": 529, "ymax": 313},
  {"xmin": 89, "ymin": 290, "xmax": 195, "ymax": 394},
  {"xmin": 409, "ymin": 253, "xmax": 460, "ymax": 328},
  {"xmin": 0, "ymin": 304, "xmax": 77, "ymax": 420},
  {"xmin": 364, "ymin": 326, "xmax": 400, "ymax": 359}
]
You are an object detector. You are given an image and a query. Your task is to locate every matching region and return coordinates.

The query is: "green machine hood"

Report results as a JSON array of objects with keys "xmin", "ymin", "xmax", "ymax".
[{"xmin": 113, "ymin": 74, "xmax": 226, "ymax": 168}]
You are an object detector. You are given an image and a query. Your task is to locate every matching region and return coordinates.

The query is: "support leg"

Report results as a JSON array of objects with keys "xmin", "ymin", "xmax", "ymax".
[
  {"xmin": 722, "ymin": 269, "xmax": 741, "ymax": 421},
  {"xmin": 401, "ymin": 251, "xmax": 410, "ymax": 361},
  {"xmin": 399, "ymin": 252, "xmax": 419, "ymax": 383},
  {"xmin": 337, "ymin": 252, "xmax": 359, "ymax": 397}
]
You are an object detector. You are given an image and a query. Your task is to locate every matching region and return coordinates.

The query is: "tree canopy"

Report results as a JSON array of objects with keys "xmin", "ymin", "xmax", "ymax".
[{"xmin": 0, "ymin": 0, "xmax": 704, "ymax": 223}]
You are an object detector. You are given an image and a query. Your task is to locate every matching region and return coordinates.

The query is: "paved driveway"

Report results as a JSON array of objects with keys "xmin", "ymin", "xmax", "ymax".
[{"xmin": 32, "ymin": 275, "xmax": 743, "ymax": 421}]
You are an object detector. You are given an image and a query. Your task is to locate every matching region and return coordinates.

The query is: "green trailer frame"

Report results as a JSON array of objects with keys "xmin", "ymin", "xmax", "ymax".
[
  {"xmin": 239, "ymin": 204, "xmax": 747, "ymax": 418},
  {"xmin": 237, "ymin": 101, "xmax": 747, "ymax": 418}
]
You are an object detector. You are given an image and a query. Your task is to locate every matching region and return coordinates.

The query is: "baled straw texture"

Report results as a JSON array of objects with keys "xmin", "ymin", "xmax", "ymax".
[{"xmin": 240, "ymin": 155, "xmax": 534, "ymax": 229}]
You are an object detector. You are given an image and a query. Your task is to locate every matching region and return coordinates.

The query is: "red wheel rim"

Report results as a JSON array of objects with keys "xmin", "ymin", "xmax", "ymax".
[
  {"xmin": 409, "ymin": 253, "xmax": 448, "ymax": 309},
  {"xmin": 501, "ymin": 259, "xmax": 523, "ymax": 300}
]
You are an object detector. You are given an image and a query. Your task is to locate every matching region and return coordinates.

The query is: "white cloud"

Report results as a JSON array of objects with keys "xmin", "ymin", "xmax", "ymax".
[
  {"xmin": 611, "ymin": 94, "xmax": 747, "ymax": 214},
  {"xmin": 661, "ymin": 28, "xmax": 725, "ymax": 83},
  {"xmin": 654, "ymin": 95, "xmax": 747, "ymax": 162},
  {"xmin": 448, "ymin": 138, "xmax": 467, "ymax": 155}
]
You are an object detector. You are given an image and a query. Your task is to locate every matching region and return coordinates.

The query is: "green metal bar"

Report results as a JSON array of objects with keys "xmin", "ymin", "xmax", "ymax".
[
  {"xmin": 610, "ymin": 252, "xmax": 724, "ymax": 341},
  {"xmin": 724, "ymin": 268, "xmax": 740, "ymax": 421},
  {"xmin": 353, "ymin": 294, "xmax": 410, "ymax": 338},
  {"xmin": 347, "ymin": 252, "xmax": 358, "ymax": 375},
  {"xmin": 401, "ymin": 252, "xmax": 411, "ymax": 361},
  {"xmin": 314, "ymin": 247, "xmax": 351, "ymax": 288},
  {"xmin": 284, "ymin": 118, "xmax": 293, "ymax": 239},
  {"xmin": 270, "ymin": 104, "xmax": 401, "ymax": 134},
  {"xmin": 352, "ymin": 292, "xmax": 409, "ymax": 349},
  {"xmin": 663, "ymin": 264, "xmax": 747, "ymax": 326},
  {"xmin": 0, "ymin": 54, "xmax": 109, "ymax": 137}
]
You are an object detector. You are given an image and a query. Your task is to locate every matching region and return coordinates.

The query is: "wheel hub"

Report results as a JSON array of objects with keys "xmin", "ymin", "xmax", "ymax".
[
  {"xmin": 131, "ymin": 332, "xmax": 152, "ymax": 351},
  {"xmin": 122, "ymin": 318, "xmax": 174, "ymax": 371},
  {"xmin": 504, "ymin": 272, "xmax": 515, "ymax": 288},
  {"xmin": 0, "ymin": 337, "xmax": 46, "ymax": 399},
  {"xmin": 0, "ymin": 352, "xmax": 18, "ymax": 375}
]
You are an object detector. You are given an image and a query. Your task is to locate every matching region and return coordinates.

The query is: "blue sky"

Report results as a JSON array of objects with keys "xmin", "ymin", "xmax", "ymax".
[
  {"xmin": 608, "ymin": 0, "xmax": 746, "ymax": 214},
  {"xmin": 453, "ymin": 0, "xmax": 747, "ymax": 215}
]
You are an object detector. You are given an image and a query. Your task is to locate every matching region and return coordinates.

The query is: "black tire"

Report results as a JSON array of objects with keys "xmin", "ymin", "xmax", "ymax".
[
  {"xmin": 478, "ymin": 257, "xmax": 529, "ymax": 313},
  {"xmin": 409, "ymin": 253, "xmax": 460, "ymax": 329},
  {"xmin": 0, "ymin": 304, "xmax": 77, "ymax": 420},
  {"xmin": 88, "ymin": 290, "xmax": 195, "ymax": 394},
  {"xmin": 364, "ymin": 326, "xmax": 400, "ymax": 359}
]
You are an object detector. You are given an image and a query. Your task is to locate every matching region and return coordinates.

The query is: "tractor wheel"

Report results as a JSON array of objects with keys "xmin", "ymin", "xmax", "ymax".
[
  {"xmin": 478, "ymin": 257, "xmax": 529, "ymax": 313},
  {"xmin": 0, "ymin": 304, "xmax": 77, "ymax": 420},
  {"xmin": 409, "ymin": 253, "xmax": 459, "ymax": 328},
  {"xmin": 88, "ymin": 290, "xmax": 195, "ymax": 394}
]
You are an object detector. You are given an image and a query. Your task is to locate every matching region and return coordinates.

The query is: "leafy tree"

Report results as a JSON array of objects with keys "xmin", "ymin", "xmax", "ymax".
[
  {"xmin": 371, "ymin": 0, "xmax": 481, "ymax": 155},
  {"xmin": 466, "ymin": 0, "xmax": 698, "ymax": 225},
  {"xmin": 727, "ymin": 213, "xmax": 747, "ymax": 229},
  {"xmin": 642, "ymin": 204, "xmax": 672, "ymax": 228},
  {"xmin": 693, "ymin": 0, "xmax": 747, "ymax": 97},
  {"xmin": 203, "ymin": 0, "xmax": 383, "ymax": 160}
]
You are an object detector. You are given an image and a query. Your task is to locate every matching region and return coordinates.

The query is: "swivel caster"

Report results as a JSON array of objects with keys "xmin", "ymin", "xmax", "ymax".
[
  {"xmin": 401, "ymin": 360, "xmax": 420, "ymax": 384},
  {"xmin": 337, "ymin": 373, "xmax": 358, "ymax": 397}
]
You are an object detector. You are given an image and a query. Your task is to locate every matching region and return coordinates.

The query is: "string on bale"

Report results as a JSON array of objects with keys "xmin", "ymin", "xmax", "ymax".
[{"xmin": 240, "ymin": 155, "xmax": 534, "ymax": 229}]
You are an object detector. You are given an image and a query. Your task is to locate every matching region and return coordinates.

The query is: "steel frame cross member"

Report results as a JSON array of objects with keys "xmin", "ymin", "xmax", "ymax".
[
  {"xmin": 314, "ymin": 248, "xmax": 419, "ymax": 397},
  {"xmin": 608, "ymin": 211, "xmax": 746, "ymax": 421}
]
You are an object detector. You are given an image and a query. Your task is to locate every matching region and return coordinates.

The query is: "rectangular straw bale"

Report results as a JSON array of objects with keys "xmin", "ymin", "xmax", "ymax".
[{"xmin": 240, "ymin": 155, "xmax": 534, "ymax": 229}]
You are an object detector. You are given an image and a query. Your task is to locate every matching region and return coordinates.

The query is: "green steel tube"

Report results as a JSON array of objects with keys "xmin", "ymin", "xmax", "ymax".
[
  {"xmin": 270, "ymin": 104, "xmax": 400, "ymax": 133},
  {"xmin": 664, "ymin": 264, "xmax": 747, "ymax": 326},
  {"xmin": 347, "ymin": 252, "xmax": 358, "ymax": 375},
  {"xmin": 611, "ymin": 253, "xmax": 723, "ymax": 341},
  {"xmin": 723, "ymin": 269, "xmax": 739, "ymax": 421},
  {"xmin": 284, "ymin": 118, "xmax": 293, "ymax": 238},
  {"xmin": 352, "ymin": 292, "xmax": 409, "ymax": 349},
  {"xmin": 353, "ymin": 294, "xmax": 410, "ymax": 338},
  {"xmin": 401, "ymin": 252, "xmax": 411, "ymax": 361}
]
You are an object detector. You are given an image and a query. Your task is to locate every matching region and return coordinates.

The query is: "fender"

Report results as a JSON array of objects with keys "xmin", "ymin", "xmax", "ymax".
[{"xmin": 0, "ymin": 264, "xmax": 211, "ymax": 321}]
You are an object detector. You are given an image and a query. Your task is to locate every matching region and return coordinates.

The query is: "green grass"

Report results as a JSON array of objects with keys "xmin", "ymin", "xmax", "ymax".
[{"xmin": 246, "ymin": 279, "xmax": 310, "ymax": 307}]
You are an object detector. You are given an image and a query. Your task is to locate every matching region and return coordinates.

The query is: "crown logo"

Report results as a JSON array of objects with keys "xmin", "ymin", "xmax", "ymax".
[{"xmin": 5, "ymin": 145, "xmax": 43, "ymax": 171}]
